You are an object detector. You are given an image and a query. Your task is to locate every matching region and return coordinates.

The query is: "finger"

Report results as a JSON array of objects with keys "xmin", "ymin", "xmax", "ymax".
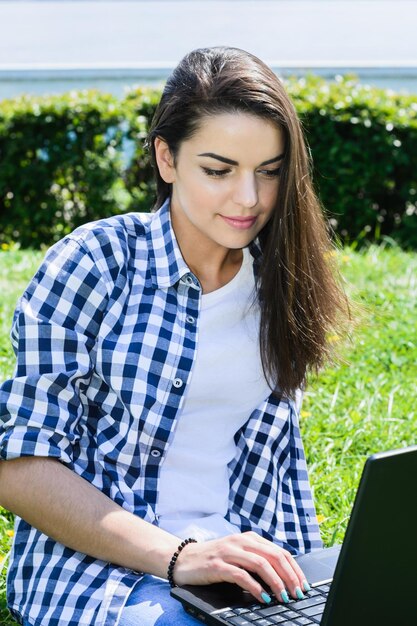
[
  {"xmin": 217, "ymin": 563, "xmax": 275, "ymax": 605},
  {"xmin": 244, "ymin": 534, "xmax": 308, "ymax": 598},
  {"xmin": 249, "ymin": 532, "xmax": 308, "ymax": 582},
  {"xmin": 232, "ymin": 550, "xmax": 293, "ymax": 603},
  {"xmin": 282, "ymin": 550, "xmax": 311, "ymax": 592}
]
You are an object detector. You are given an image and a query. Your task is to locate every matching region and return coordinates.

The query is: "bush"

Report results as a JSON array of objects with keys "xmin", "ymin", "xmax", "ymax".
[
  {"xmin": 0, "ymin": 77, "xmax": 416, "ymax": 249},
  {"xmin": 119, "ymin": 87, "xmax": 161, "ymax": 214},
  {"xmin": 0, "ymin": 91, "xmax": 126, "ymax": 248},
  {"xmin": 287, "ymin": 75, "xmax": 417, "ymax": 248}
]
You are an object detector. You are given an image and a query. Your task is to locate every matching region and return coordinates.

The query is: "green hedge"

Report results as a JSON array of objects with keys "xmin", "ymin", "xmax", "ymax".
[
  {"xmin": 0, "ymin": 77, "xmax": 416, "ymax": 249},
  {"xmin": 0, "ymin": 91, "xmax": 126, "ymax": 248},
  {"xmin": 288, "ymin": 75, "xmax": 417, "ymax": 248}
]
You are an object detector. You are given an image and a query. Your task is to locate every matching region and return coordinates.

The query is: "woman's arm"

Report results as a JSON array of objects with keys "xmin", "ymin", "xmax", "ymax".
[
  {"xmin": 0, "ymin": 456, "xmax": 178, "ymax": 577},
  {"xmin": 0, "ymin": 456, "xmax": 309, "ymax": 603}
]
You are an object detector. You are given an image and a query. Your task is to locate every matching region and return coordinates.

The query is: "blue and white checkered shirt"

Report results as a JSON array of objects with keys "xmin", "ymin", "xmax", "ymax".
[{"xmin": 0, "ymin": 198, "xmax": 322, "ymax": 626}]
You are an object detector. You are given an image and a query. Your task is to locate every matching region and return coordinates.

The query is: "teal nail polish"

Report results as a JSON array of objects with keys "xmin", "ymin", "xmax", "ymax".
[
  {"xmin": 261, "ymin": 591, "xmax": 272, "ymax": 604},
  {"xmin": 295, "ymin": 586, "xmax": 305, "ymax": 600},
  {"xmin": 281, "ymin": 590, "xmax": 290, "ymax": 603},
  {"xmin": 302, "ymin": 580, "xmax": 311, "ymax": 592}
]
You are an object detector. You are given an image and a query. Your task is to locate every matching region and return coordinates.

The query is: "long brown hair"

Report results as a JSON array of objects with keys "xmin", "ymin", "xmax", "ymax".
[{"xmin": 147, "ymin": 46, "xmax": 349, "ymax": 397}]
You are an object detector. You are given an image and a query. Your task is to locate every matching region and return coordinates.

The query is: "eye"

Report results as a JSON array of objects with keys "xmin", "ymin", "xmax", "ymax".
[
  {"xmin": 201, "ymin": 167, "xmax": 231, "ymax": 178},
  {"xmin": 259, "ymin": 167, "xmax": 281, "ymax": 178}
]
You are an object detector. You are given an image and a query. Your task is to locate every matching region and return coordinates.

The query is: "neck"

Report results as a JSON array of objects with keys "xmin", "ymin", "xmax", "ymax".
[
  {"xmin": 170, "ymin": 210, "xmax": 243, "ymax": 294},
  {"xmin": 188, "ymin": 250, "xmax": 243, "ymax": 294}
]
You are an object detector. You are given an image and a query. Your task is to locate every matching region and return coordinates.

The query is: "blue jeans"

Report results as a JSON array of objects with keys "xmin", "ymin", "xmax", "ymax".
[
  {"xmin": 118, "ymin": 575, "xmax": 201, "ymax": 626},
  {"xmin": 21, "ymin": 575, "xmax": 200, "ymax": 626}
]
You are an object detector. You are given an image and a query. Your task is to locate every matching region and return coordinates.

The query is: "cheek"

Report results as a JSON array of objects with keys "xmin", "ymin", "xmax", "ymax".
[
  {"xmin": 193, "ymin": 177, "xmax": 230, "ymax": 203},
  {"xmin": 260, "ymin": 182, "xmax": 280, "ymax": 208}
]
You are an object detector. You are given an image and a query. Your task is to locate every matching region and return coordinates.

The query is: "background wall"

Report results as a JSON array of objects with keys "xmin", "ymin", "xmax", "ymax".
[{"xmin": 1, "ymin": 0, "xmax": 417, "ymax": 99}]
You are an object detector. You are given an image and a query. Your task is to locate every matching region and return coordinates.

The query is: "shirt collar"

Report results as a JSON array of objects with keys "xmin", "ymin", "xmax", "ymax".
[
  {"xmin": 248, "ymin": 237, "xmax": 262, "ymax": 264},
  {"xmin": 146, "ymin": 196, "xmax": 263, "ymax": 289},
  {"xmin": 146, "ymin": 197, "xmax": 191, "ymax": 289}
]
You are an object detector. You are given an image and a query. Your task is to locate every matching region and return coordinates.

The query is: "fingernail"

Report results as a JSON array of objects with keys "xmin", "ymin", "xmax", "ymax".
[
  {"xmin": 302, "ymin": 580, "xmax": 311, "ymax": 592},
  {"xmin": 281, "ymin": 590, "xmax": 290, "ymax": 603},
  {"xmin": 295, "ymin": 586, "xmax": 305, "ymax": 600},
  {"xmin": 261, "ymin": 591, "xmax": 272, "ymax": 604}
]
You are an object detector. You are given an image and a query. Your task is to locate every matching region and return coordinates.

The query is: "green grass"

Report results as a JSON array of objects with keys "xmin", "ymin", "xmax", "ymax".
[
  {"xmin": 0, "ymin": 247, "xmax": 45, "ymax": 625},
  {"xmin": 0, "ymin": 243, "xmax": 416, "ymax": 623},
  {"xmin": 303, "ymin": 245, "xmax": 417, "ymax": 546}
]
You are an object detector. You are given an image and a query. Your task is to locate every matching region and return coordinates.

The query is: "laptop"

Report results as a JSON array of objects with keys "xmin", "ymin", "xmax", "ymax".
[{"xmin": 172, "ymin": 445, "xmax": 417, "ymax": 625}]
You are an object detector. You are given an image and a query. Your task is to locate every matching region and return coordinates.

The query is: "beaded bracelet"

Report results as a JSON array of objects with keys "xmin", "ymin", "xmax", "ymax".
[{"xmin": 167, "ymin": 538, "xmax": 197, "ymax": 588}]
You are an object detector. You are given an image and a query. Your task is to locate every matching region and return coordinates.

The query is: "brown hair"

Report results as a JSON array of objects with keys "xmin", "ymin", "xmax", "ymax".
[{"xmin": 147, "ymin": 46, "xmax": 349, "ymax": 397}]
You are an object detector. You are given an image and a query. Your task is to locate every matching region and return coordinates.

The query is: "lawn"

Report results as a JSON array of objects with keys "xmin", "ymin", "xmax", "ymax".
[{"xmin": 0, "ymin": 243, "xmax": 416, "ymax": 623}]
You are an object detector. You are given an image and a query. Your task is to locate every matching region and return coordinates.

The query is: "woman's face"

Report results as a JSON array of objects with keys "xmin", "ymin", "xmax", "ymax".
[{"xmin": 154, "ymin": 111, "xmax": 285, "ymax": 256}]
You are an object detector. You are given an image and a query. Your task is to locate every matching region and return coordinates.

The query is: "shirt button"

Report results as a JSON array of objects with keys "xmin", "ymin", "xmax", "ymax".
[
  {"xmin": 150, "ymin": 448, "xmax": 161, "ymax": 458},
  {"xmin": 186, "ymin": 315, "xmax": 195, "ymax": 324},
  {"xmin": 173, "ymin": 377, "xmax": 183, "ymax": 388},
  {"xmin": 186, "ymin": 276, "xmax": 194, "ymax": 285}
]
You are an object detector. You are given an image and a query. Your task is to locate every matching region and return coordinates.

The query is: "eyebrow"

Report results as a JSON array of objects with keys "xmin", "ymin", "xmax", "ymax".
[{"xmin": 197, "ymin": 152, "xmax": 285, "ymax": 166}]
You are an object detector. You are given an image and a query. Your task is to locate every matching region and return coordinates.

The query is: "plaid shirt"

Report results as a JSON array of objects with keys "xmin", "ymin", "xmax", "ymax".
[{"xmin": 0, "ymin": 198, "xmax": 322, "ymax": 626}]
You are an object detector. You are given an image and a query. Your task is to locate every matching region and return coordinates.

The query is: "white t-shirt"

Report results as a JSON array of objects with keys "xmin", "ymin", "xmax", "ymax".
[{"xmin": 157, "ymin": 248, "xmax": 272, "ymax": 541}]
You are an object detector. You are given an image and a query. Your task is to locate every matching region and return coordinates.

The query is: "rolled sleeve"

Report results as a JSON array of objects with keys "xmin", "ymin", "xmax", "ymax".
[{"xmin": 0, "ymin": 236, "xmax": 110, "ymax": 466}]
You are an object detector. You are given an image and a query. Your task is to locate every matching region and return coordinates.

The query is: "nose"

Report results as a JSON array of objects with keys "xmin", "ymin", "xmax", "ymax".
[{"xmin": 233, "ymin": 173, "xmax": 258, "ymax": 209}]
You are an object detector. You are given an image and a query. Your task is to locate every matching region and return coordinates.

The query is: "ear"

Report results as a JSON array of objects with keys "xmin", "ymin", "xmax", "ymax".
[{"xmin": 154, "ymin": 137, "xmax": 176, "ymax": 183}]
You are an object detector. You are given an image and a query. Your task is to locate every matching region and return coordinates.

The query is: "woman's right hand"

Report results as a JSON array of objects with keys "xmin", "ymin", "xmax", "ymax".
[
  {"xmin": 172, "ymin": 531, "xmax": 310, "ymax": 604},
  {"xmin": 0, "ymin": 459, "xmax": 309, "ymax": 604}
]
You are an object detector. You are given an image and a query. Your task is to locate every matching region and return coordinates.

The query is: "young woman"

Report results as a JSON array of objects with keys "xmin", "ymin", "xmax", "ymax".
[{"xmin": 0, "ymin": 46, "xmax": 348, "ymax": 626}]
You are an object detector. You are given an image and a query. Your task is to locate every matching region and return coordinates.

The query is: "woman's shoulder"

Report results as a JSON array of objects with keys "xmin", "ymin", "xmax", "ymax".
[
  {"xmin": 57, "ymin": 211, "xmax": 154, "ymax": 268},
  {"xmin": 36, "ymin": 211, "xmax": 156, "ymax": 294},
  {"xmin": 70, "ymin": 211, "xmax": 153, "ymax": 249}
]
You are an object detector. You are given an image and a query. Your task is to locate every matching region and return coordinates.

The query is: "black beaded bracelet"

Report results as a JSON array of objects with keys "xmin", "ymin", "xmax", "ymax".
[{"xmin": 167, "ymin": 538, "xmax": 197, "ymax": 588}]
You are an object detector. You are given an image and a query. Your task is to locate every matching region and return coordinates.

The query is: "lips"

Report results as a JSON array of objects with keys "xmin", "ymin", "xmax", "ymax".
[{"xmin": 221, "ymin": 215, "xmax": 258, "ymax": 230}]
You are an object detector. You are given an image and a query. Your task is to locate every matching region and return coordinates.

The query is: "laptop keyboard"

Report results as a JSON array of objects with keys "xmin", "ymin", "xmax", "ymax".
[{"xmin": 215, "ymin": 583, "xmax": 330, "ymax": 625}]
